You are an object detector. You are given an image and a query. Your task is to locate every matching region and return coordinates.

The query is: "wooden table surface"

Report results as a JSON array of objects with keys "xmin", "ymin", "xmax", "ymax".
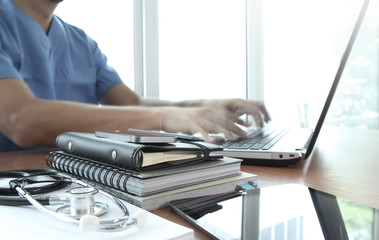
[{"xmin": 1, "ymin": 126, "xmax": 378, "ymax": 239}]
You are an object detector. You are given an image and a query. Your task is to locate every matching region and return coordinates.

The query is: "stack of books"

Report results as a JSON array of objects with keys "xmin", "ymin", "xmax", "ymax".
[{"xmin": 46, "ymin": 132, "xmax": 257, "ymax": 211}]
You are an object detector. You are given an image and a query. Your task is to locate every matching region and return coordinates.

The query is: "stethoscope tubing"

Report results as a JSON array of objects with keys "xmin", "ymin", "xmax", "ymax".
[
  {"xmin": 0, "ymin": 168, "xmax": 70, "ymax": 196},
  {"xmin": 0, "ymin": 168, "xmax": 71, "ymax": 206},
  {"xmin": 0, "ymin": 195, "xmax": 50, "ymax": 206},
  {"xmin": 15, "ymin": 185, "xmax": 79, "ymax": 225},
  {"xmin": 0, "ymin": 169, "xmax": 139, "ymax": 231}
]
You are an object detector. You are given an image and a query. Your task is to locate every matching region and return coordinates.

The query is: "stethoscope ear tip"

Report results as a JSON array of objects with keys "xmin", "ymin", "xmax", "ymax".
[
  {"xmin": 132, "ymin": 210, "xmax": 148, "ymax": 228},
  {"xmin": 79, "ymin": 215, "xmax": 100, "ymax": 231}
]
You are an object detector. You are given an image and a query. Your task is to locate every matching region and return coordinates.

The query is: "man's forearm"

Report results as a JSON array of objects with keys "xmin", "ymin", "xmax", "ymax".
[{"xmin": 5, "ymin": 99, "xmax": 164, "ymax": 148}]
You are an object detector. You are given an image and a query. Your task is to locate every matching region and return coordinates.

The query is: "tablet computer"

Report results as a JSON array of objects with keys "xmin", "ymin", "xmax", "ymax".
[
  {"xmin": 169, "ymin": 184, "xmax": 378, "ymax": 240},
  {"xmin": 95, "ymin": 131, "xmax": 177, "ymax": 143}
]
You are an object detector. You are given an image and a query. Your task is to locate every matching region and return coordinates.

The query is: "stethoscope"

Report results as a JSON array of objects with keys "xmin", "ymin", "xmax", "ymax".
[{"xmin": 0, "ymin": 168, "xmax": 147, "ymax": 232}]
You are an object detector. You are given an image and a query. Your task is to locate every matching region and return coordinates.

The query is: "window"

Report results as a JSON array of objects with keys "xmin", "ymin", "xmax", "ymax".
[
  {"xmin": 260, "ymin": 0, "xmax": 378, "ymax": 129},
  {"xmin": 328, "ymin": 0, "xmax": 379, "ymax": 129},
  {"xmin": 158, "ymin": 0, "xmax": 246, "ymax": 101},
  {"xmin": 55, "ymin": 0, "xmax": 378, "ymax": 130}
]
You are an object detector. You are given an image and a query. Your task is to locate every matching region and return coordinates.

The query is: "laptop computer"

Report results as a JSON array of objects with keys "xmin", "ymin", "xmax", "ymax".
[{"xmin": 217, "ymin": 0, "xmax": 370, "ymax": 166}]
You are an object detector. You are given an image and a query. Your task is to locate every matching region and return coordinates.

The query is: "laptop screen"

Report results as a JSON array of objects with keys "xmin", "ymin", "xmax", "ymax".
[
  {"xmin": 301, "ymin": 0, "xmax": 370, "ymax": 158},
  {"xmin": 259, "ymin": 0, "xmax": 368, "ymax": 131}
]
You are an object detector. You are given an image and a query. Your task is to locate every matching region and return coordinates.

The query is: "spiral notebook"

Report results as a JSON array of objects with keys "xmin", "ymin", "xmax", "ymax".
[{"xmin": 46, "ymin": 151, "xmax": 243, "ymax": 197}]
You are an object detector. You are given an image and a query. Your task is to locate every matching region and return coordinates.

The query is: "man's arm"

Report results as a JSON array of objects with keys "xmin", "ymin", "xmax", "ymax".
[
  {"xmin": 99, "ymin": 84, "xmax": 271, "ymax": 139},
  {"xmin": 98, "ymin": 83, "xmax": 177, "ymax": 107},
  {"xmin": 97, "ymin": 83, "xmax": 140, "ymax": 106},
  {"xmin": 75, "ymin": 81, "xmax": 271, "ymax": 142},
  {"xmin": 0, "ymin": 79, "xmax": 164, "ymax": 147},
  {"xmin": 0, "ymin": 78, "xmax": 271, "ymax": 148}
]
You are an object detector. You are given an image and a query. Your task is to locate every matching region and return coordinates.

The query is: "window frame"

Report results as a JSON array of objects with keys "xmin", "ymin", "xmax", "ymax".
[{"xmin": 134, "ymin": 0, "xmax": 160, "ymax": 98}]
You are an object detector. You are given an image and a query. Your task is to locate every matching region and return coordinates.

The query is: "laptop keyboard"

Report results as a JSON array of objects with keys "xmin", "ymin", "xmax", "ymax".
[{"xmin": 217, "ymin": 128, "xmax": 289, "ymax": 150}]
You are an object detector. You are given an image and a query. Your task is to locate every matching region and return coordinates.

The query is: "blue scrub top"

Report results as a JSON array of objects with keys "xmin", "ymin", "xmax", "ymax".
[{"xmin": 0, "ymin": 0, "xmax": 123, "ymax": 151}]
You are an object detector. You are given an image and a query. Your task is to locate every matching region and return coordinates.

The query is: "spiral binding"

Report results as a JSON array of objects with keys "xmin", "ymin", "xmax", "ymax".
[{"xmin": 46, "ymin": 151, "xmax": 135, "ymax": 193}]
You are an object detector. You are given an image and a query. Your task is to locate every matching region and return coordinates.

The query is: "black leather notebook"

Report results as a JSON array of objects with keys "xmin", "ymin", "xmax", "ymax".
[{"xmin": 55, "ymin": 132, "xmax": 223, "ymax": 171}]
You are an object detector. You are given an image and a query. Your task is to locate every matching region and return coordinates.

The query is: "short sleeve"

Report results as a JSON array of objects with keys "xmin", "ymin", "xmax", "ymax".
[{"xmin": 87, "ymin": 36, "xmax": 123, "ymax": 101}]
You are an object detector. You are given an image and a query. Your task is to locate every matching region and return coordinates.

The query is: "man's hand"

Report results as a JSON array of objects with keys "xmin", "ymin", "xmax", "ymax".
[{"xmin": 159, "ymin": 99, "xmax": 270, "ymax": 142}]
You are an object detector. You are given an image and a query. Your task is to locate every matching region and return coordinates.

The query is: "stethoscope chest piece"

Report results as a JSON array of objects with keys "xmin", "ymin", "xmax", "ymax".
[
  {"xmin": 1, "ymin": 169, "xmax": 143, "ymax": 232},
  {"xmin": 56, "ymin": 186, "xmax": 109, "ymax": 219}
]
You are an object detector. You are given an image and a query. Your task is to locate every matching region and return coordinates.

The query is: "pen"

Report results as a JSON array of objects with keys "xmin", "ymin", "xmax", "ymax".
[{"xmin": 127, "ymin": 128, "xmax": 204, "ymax": 142}]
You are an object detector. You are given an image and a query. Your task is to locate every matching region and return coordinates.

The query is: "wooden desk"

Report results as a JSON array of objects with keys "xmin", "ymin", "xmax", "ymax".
[{"xmin": 1, "ymin": 126, "xmax": 378, "ymax": 239}]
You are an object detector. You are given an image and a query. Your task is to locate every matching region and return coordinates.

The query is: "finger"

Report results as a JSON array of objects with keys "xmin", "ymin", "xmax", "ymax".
[
  {"xmin": 197, "ymin": 130, "xmax": 215, "ymax": 143},
  {"xmin": 219, "ymin": 123, "xmax": 246, "ymax": 141},
  {"xmin": 226, "ymin": 111, "xmax": 248, "ymax": 126},
  {"xmin": 212, "ymin": 119, "xmax": 247, "ymax": 139},
  {"xmin": 224, "ymin": 131, "xmax": 242, "ymax": 141},
  {"xmin": 250, "ymin": 102, "xmax": 271, "ymax": 123},
  {"xmin": 228, "ymin": 99, "xmax": 261, "ymax": 117},
  {"xmin": 233, "ymin": 104, "xmax": 263, "ymax": 127},
  {"xmin": 236, "ymin": 101, "xmax": 271, "ymax": 125},
  {"xmin": 257, "ymin": 103, "xmax": 271, "ymax": 123},
  {"xmin": 252, "ymin": 112, "xmax": 264, "ymax": 128},
  {"xmin": 187, "ymin": 121, "xmax": 215, "ymax": 143},
  {"xmin": 235, "ymin": 118, "xmax": 249, "ymax": 127},
  {"xmin": 192, "ymin": 108, "xmax": 248, "ymax": 140},
  {"xmin": 189, "ymin": 115, "xmax": 234, "ymax": 141}
]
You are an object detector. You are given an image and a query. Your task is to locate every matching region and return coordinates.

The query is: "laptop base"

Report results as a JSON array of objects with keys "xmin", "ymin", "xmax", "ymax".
[{"xmin": 241, "ymin": 157, "xmax": 303, "ymax": 167}]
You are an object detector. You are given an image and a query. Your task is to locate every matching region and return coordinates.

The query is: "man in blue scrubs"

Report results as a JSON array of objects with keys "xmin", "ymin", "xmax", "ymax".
[{"xmin": 0, "ymin": 0, "xmax": 270, "ymax": 152}]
